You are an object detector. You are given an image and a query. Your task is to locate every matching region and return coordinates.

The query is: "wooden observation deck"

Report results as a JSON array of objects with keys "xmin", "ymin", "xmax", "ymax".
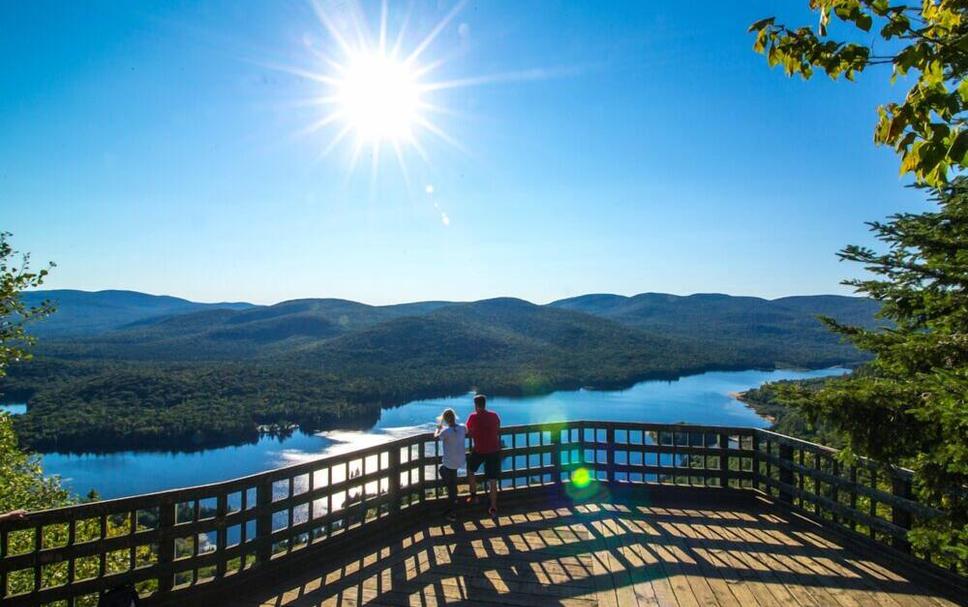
[{"xmin": 1, "ymin": 422, "xmax": 964, "ymax": 606}]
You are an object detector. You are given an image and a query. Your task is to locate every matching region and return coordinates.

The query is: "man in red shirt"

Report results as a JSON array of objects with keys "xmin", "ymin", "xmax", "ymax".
[{"xmin": 466, "ymin": 394, "xmax": 502, "ymax": 516}]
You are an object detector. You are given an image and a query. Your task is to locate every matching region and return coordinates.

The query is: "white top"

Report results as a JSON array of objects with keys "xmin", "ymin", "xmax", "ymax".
[{"xmin": 438, "ymin": 424, "xmax": 467, "ymax": 470}]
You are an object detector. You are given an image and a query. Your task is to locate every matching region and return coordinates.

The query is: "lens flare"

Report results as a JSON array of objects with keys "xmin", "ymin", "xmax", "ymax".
[{"xmin": 571, "ymin": 467, "xmax": 593, "ymax": 489}]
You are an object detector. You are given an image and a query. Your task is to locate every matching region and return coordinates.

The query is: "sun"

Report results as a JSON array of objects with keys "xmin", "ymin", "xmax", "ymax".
[
  {"xmin": 280, "ymin": 1, "xmax": 564, "ymax": 182},
  {"xmin": 276, "ymin": 1, "xmax": 476, "ymax": 181},
  {"xmin": 336, "ymin": 51, "xmax": 422, "ymax": 143}
]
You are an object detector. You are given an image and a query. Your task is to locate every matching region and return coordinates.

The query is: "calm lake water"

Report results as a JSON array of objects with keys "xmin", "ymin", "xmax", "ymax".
[{"xmin": 38, "ymin": 367, "xmax": 846, "ymax": 499}]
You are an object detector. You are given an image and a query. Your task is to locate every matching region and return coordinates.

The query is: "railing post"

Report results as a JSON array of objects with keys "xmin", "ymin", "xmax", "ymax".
[
  {"xmin": 605, "ymin": 425, "xmax": 616, "ymax": 485},
  {"xmin": 388, "ymin": 443, "xmax": 401, "ymax": 516},
  {"xmin": 849, "ymin": 466, "xmax": 859, "ymax": 531},
  {"xmin": 158, "ymin": 498, "xmax": 176, "ymax": 595},
  {"xmin": 578, "ymin": 421, "xmax": 587, "ymax": 467},
  {"xmin": 778, "ymin": 443, "xmax": 795, "ymax": 505},
  {"xmin": 256, "ymin": 478, "xmax": 273, "ymax": 565},
  {"xmin": 750, "ymin": 432, "xmax": 760, "ymax": 491},
  {"xmin": 891, "ymin": 474, "xmax": 913, "ymax": 553},
  {"xmin": 0, "ymin": 526, "xmax": 6, "ymax": 602},
  {"xmin": 831, "ymin": 458, "xmax": 841, "ymax": 527},
  {"xmin": 216, "ymin": 492, "xmax": 228, "ymax": 578},
  {"xmin": 718, "ymin": 432, "xmax": 729, "ymax": 489},
  {"xmin": 763, "ymin": 438, "xmax": 773, "ymax": 497},
  {"xmin": 418, "ymin": 439, "xmax": 426, "ymax": 506},
  {"xmin": 551, "ymin": 424, "xmax": 563, "ymax": 490}
]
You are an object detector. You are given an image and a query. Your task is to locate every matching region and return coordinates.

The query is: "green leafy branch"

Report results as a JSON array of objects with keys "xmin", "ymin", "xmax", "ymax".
[
  {"xmin": 750, "ymin": 0, "xmax": 968, "ymax": 186},
  {"xmin": 0, "ymin": 232, "xmax": 56, "ymax": 378}
]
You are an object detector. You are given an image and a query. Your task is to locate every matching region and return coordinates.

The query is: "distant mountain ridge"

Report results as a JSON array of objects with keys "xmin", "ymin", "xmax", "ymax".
[
  {"xmin": 22, "ymin": 290, "xmax": 255, "ymax": 337},
  {"xmin": 7, "ymin": 289, "xmax": 878, "ymax": 452},
  {"xmin": 23, "ymin": 290, "xmax": 878, "ymax": 363},
  {"xmin": 549, "ymin": 292, "xmax": 880, "ymax": 365},
  {"xmin": 25, "ymin": 288, "xmax": 877, "ymax": 339}
]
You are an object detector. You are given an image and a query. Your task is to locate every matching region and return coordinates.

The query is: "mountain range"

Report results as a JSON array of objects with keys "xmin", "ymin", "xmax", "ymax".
[
  {"xmin": 21, "ymin": 289, "xmax": 254, "ymax": 337},
  {"xmin": 24, "ymin": 289, "xmax": 878, "ymax": 362},
  {"xmin": 3, "ymin": 289, "xmax": 880, "ymax": 452}
]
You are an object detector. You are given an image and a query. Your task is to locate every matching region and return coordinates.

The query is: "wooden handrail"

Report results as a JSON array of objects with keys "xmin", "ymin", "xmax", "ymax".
[{"xmin": 0, "ymin": 421, "xmax": 946, "ymax": 606}]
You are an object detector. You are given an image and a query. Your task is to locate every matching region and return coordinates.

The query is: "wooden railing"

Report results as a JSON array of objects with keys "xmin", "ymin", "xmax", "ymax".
[
  {"xmin": 755, "ymin": 429, "xmax": 938, "ymax": 555},
  {"xmin": 0, "ymin": 421, "xmax": 946, "ymax": 606}
]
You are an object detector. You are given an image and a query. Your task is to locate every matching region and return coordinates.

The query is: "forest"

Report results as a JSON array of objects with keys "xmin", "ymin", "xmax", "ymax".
[
  {"xmin": 1, "ymin": 292, "xmax": 877, "ymax": 452},
  {"xmin": 737, "ymin": 376, "xmax": 846, "ymax": 448}
]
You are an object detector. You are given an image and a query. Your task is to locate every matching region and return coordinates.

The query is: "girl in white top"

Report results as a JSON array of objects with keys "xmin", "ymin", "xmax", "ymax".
[{"xmin": 434, "ymin": 408, "xmax": 466, "ymax": 520}]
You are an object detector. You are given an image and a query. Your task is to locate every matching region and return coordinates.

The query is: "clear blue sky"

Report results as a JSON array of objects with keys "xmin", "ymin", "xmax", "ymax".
[{"xmin": 1, "ymin": 1, "xmax": 926, "ymax": 305}]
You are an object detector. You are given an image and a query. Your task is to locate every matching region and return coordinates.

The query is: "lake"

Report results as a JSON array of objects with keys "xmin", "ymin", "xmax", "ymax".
[{"xmin": 39, "ymin": 367, "xmax": 847, "ymax": 499}]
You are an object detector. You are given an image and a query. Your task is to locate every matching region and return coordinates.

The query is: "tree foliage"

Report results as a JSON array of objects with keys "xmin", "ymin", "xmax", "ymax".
[
  {"xmin": 779, "ymin": 180, "xmax": 968, "ymax": 571},
  {"xmin": 0, "ymin": 232, "xmax": 54, "ymax": 379},
  {"xmin": 750, "ymin": 1, "xmax": 968, "ymax": 186},
  {"xmin": 0, "ymin": 233, "xmax": 65, "ymax": 522},
  {"xmin": 0, "ymin": 413, "xmax": 68, "ymax": 513},
  {"xmin": 739, "ymin": 377, "xmax": 847, "ymax": 448}
]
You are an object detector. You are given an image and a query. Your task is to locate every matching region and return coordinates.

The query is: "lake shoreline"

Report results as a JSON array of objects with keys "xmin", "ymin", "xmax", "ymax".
[
  {"xmin": 24, "ymin": 362, "xmax": 853, "ymax": 456},
  {"xmin": 39, "ymin": 367, "xmax": 848, "ymax": 499}
]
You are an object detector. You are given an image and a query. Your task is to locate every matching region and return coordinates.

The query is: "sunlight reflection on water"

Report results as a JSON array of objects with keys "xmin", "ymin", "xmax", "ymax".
[{"xmin": 40, "ymin": 367, "xmax": 848, "ymax": 499}]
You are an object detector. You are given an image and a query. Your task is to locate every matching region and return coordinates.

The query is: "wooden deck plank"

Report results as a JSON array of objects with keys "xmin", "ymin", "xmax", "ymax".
[
  {"xmin": 699, "ymin": 510, "xmax": 803, "ymax": 607},
  {"xmin": 730, "ymin": 520, "xmax": 837, "ymax": 607},
  {"xmin": 687, "ymin": 521, "xmax": 771, "ymax": 607},
  {"xmin": 611, "ymin": 516, "xmax": 668, "ymax": 607},
  {"xmin": 616, "ymin": 517, "xmax": 682, "ymax": 606},
  {"xmin": 750, "ymin": 511, "xmax": 947, "ymax": 607},
  {"xmin": 208, "ymin": 493, "xmax": 959, "ymax": 607},
  {"xmin": 744, "ymin": 519, "xmax": 887, "ymax": 607},
  {"xmin": 648, "ymin": 509, "xmax": 741, "ymax": 607},
  {"xmin": 638, "ymin": 529, "xmax": 703, "ymax": 607},
  {"xmin": 598, "ymin": 515, "xmax": 656, "ymax": 607},
  {"xmin": 660, "ymin": 518, "xmax": 742, "ymax": 607},
  {"xmin": 675, "ymin": 519, "xmax": 766, "ymax": 607}
]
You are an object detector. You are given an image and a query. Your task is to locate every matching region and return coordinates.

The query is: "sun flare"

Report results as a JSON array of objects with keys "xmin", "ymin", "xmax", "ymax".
[
  {"xmin": 336, "ymin": 51, "xmax": 422, "ymax": 143},
  {"xmin": 279, "ymin": 0, "xmax": 471, "ymax": 180},
  {"xmin": 280, "ymin": 1, "xmax": 564, "ymax": 182}
]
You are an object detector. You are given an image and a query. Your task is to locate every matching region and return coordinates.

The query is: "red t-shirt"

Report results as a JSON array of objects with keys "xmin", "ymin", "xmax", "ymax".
[{"xmin": 466, "ymin": 410, "xmax": 501, "ymax": 454}]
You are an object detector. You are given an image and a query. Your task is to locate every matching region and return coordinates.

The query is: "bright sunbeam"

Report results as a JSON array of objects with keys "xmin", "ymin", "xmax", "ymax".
[
  {"xmin": 284, "ymin": 0, "xmax": 469, "ymax": 181},
  {"xmin": 337, "ymin": 51, "xmax": 421, "ymax": 143},
  {"xmin": 274, "ymin": 0, "xmax": 580, "ymax": 183}
]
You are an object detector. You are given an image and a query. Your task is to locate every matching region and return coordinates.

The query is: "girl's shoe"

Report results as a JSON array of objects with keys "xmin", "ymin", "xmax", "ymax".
[{"xmin": 488, "ymin": 506, "xmax": 497, "ymax": 517}]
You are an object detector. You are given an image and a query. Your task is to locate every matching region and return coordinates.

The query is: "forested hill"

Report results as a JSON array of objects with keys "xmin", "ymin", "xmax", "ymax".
[
  {"xmin": 550, "ymin": 292, "xmax": 881, "ymax": 367},
  {"xmin": 549, "ymin": 292, "xmax": 880, "ymax": 330},
  {"xmin": 22, "ymin": 290, "xmax": 255, "ymax": 337},
  {"xmin": 3, "ymin": 290, "xmax": 877, "ymax": 453}
]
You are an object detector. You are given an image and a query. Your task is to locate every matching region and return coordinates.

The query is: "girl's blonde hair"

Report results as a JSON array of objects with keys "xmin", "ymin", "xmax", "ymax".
[{"xmin": 437, "ymin": 408, "xmax": 458, "ymax": 427}]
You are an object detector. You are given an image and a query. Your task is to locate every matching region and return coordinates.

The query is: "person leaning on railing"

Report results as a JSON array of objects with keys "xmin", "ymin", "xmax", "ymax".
[
  {"xmin": 465, "ymin": 394, "xmax": 501, "ymax": 517},
  {"xmin": 434, "ymin": 408, "xmax": 466, "ymax": 522}
]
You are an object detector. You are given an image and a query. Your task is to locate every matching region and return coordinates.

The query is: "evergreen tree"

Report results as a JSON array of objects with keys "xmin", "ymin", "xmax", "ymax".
[
  {"xmin": 752, "ymin": 0, "xmax": 968, "ymax": 571},
  {"xmin": 783, "ymin": 180, "xmax": 967, "ymax": 571}
]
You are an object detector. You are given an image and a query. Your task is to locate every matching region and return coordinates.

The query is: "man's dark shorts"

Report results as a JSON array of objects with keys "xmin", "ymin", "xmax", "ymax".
[{"xmin": 467, "ymin": 451, "xmax": 501, "ymax": 480}]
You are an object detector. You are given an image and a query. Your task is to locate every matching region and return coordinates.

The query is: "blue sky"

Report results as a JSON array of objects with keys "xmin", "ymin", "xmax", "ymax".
[{"xmin": 1, "ymin": 1, "xmax": 926, "ymax": 305}]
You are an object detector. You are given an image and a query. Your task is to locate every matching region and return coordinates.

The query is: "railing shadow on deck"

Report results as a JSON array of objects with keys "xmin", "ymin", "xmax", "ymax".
[
  {"xmin": 234, "ymin": 491, "xmax": 956, "ymax": 607},
  {"xmin": 0, "ymin": 421, "xmax": 962, "ymax": 606}
]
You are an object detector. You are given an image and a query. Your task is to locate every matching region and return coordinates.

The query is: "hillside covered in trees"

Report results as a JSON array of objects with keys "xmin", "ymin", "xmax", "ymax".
[{"xmin": 1, "ymin": 290, "xmax": 878, "ymax": 453}]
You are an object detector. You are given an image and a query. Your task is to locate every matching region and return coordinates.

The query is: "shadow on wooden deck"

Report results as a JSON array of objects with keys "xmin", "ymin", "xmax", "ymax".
[{"xmin": 205, "ymin": 490, "xmax": 962, "ymax": 607}]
